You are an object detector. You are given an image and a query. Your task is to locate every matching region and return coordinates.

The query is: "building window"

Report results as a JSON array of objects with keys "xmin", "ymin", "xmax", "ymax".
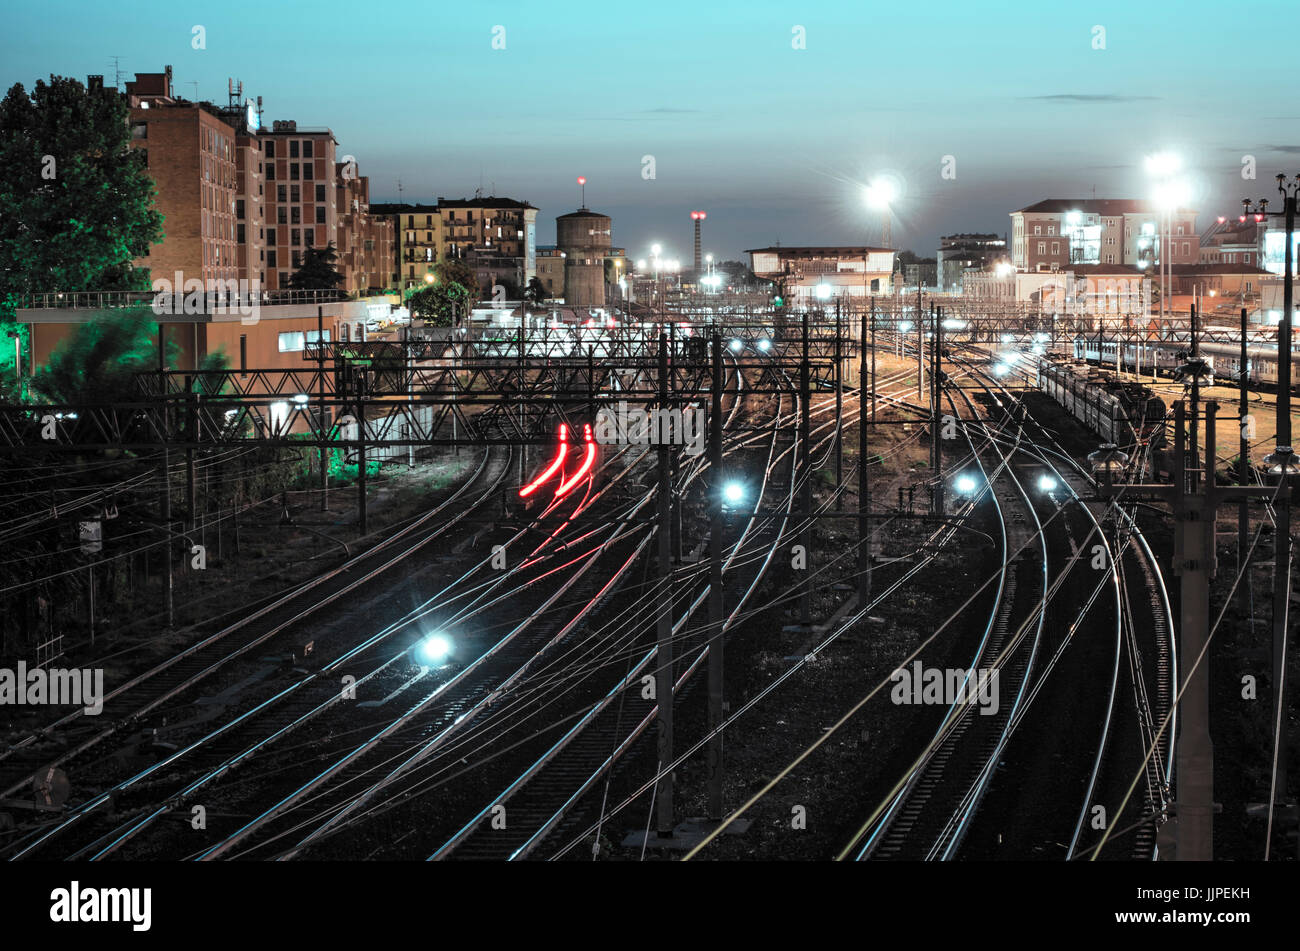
[
  {"xmin": 1034, "ymin": 225, "xmax": 1041, "ymax": 235},
  {"xmin": 131, "ymin": 121, "xmax": 147, "ymax": 139},
  {"xmin": 291, "ymin": 228, "xmax": 301, "ymax": 246},
  {"xmin": 290, "ymin": 185, "xmax": 300, "ymax": 203},
  {"xmin": 316, "ymin": 184, "xmax": 325, "ymax": 202},
  {"xmin": 265, "ymin": 141, "xmax": 276, "ymax": 158},
  {"xmin": 267, "ymin": 250, "xmax": 277, "ymax": 268},
  {"xmin": 303, "ymin": 162, "xmax": 313, "ymax": 180},
  {"xmin": 237, "ymin": 223, "xmax": 245, "ymax": 243},
  {"xmin": 277, "ymin": 207, "xmax": 287, "ymax": 224},
  {"xmin": 277, "ymin": 185, "xmax": 286, "ymax": 203},
  {"xmin": 266, "ymin": 164, "xmax": 275, "ymax": 180},
  {"xmin": 316, "ymin": 206, "xmax": 325, "ymax": 224},
  {"xmin": 267, "ymin": 228, "xmax": 276, "ymax": 245},
  {"xmin": 289, "ymin": 140, "xmax": 299, "ymax": 158},
  {"xmin": 291, "ymin": 206, "xmax": 301, "ymax": 225},
  {"xmin": 236, "ymin": 199, "xmax": 245, "ymax": 220},
  {"xmin": 278, "ymin": 331, "xmax": 306, "ymax": 352},
  {"xmin": 303, "ymin": 140, "xmax": 313, "ymax": 158},
  {"xmin": 1037, "ymin": 241, "xmax": 1046, "ymax": 255}
]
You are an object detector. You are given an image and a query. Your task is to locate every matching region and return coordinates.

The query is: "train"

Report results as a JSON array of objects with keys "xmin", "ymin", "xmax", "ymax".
[
  {"xmin": 1072, "ymin": 336, "xmax": 1300, "ymax": 390},
  {"xmin": 1037, "ymin": 359, "xmax": 1168, "ymax": 450}
]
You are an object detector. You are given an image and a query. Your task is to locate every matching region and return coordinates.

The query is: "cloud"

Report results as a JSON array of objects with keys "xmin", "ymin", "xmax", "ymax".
[
  {"xmin": 1021, "ymin": 93, "xmax": 1160, "ymax": 103},
  {"xmin": 1266, "ymin": 144, "xmax": 1300, "ymax": 154},
  {"xmin": 639, "ymin": 107, "xmax": 702, "ymax": 114}
]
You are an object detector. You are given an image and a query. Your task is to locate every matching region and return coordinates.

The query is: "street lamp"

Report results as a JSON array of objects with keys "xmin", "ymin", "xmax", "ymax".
[
  {"xmin": 864, "ymin": 176, "xmax": 898, "ymax": 249},
  {"xmin": 1146, "ymin": 152, "xmax": 1190, "ymax": 331}
]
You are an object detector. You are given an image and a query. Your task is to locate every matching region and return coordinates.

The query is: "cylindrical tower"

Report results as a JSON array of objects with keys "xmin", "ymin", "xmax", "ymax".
[{"xmin": 556, "ymin": 209, "xmax": 612, "ymax": 307}]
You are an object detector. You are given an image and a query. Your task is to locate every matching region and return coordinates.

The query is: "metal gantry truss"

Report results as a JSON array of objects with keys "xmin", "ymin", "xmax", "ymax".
[{"xmin": 0, "ymin": 324, "xmax": 846, "ymax": 454}]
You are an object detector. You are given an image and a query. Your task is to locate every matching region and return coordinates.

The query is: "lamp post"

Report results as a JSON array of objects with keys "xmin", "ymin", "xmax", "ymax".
[{"xmin": 1244, "ymin": 178, "xmax": 1298, "ymax": 817}]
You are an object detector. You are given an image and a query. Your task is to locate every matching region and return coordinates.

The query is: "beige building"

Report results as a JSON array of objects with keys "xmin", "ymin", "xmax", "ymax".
[
  {"xmin": 1010, "ymin": 199, "xmax": 1198, "ymax": 273},
  {"xmin": 746, "ymin": 246, "xmax": 895, "ymax": 301}
]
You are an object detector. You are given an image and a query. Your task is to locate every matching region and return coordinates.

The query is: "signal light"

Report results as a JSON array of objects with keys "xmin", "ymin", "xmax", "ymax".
[{"xmin": 773, "ymin": 295, "xmax": 784, "ymax": 307}]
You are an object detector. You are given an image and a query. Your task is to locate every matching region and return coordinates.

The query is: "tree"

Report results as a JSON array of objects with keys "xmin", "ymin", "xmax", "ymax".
[
  {"xmin": 288, "ymin": 243, "xmax": 344, "ymax": 290},
  {"xmin": 405, "ymin": 281, "xmax": 470, "ymax": 328},
  {"xmin": 31, "ymin": 306, "xmax": 175, "ymax": 404},
  {"xmin": 0, "ymin": 74, "xmax": 163, "ymax": 393},
  {"xmin": 433, "ymin": 257, "xmax": 479, "ymax": 298},
  {"xmin": 524, "ymin": 276, "xmax": 547, "ymax": 306}
]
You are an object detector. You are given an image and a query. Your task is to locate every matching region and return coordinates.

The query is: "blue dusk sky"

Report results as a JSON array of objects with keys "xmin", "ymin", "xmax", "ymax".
[{"xmin": 3, "ymin": 0, "xmax": 1298, "ymax": 262}]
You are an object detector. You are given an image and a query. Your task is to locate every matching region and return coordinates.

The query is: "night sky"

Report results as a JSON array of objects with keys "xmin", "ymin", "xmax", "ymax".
[{"xmin": 3, "ymin": 0, "xmax": 1298, "ymax": 262}]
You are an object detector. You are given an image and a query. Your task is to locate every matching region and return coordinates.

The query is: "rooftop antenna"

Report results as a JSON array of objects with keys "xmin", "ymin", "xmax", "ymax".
[
  {"xmin": 577, "ymin": 176, "xmax": 587, "ymax": 209},
  {"xmin": 397, "ymin": 178, "xmax": 403, "ymax": 204},
  {"xmin": 187, "ymin": 81, "xmax": 199, "ymax": 101},
  {"xmin": 108, "ymin": 56, "xmax": 125, "ymax": 88}
]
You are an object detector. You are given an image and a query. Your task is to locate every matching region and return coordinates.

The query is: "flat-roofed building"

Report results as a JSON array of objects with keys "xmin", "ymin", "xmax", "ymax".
[{"xmin": 746, "ymin": 246, "xmax": 896, "ymax": 301}]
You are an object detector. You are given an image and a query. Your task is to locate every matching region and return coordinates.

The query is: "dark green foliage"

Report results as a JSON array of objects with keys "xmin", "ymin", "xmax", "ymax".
[{"xmin": 288, "ymin": 242, "xmax": 344, "ymax": 290}]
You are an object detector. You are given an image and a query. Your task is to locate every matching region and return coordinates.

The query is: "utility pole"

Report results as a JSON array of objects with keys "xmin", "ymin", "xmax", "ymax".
[
  {"xmin": 707, "ymin": 332, "xmax": 724, "ymax": 820},
  {"xmin": 859, "ymin": 303, "xmax": 871, "ymax": 605},
  {"xmin": 185, "ymin": 375, "xmax": 197, "ymax": 531},
  {"xmin": 357, "ymin": 365, "xmax": 368, "ymax": 536},
  {"xmin": 318, "ymin": 307, "xmax": 328, "ymax": 511},
  {"xmin": 916, "ymin": 288, "xmax": 924, "ymax": 402},
  {"xmin": 1095, "ymin": 401, "xmax": 1279, "ymax": 859},
  {"xmin": 655, "ymin": 331, "xmax": 674, "ymax": 835},
  {"xmin": 1239, "ymin": 307, "xmax": 1249, "ymax": 572},
  {"xmin": 1244, "ymin": 179, "xmax": 1297, "ymax": 813},
  {"xmin": 835, "ymin": 301, "xmax": 843, "ymax": 510},
  {"xmin": 800, "ymin": 311, "xmax": 812, "ymax": 627},
  {"xmin": 931, "ymin": 305, "xmax": 944, "ymax": 515}
]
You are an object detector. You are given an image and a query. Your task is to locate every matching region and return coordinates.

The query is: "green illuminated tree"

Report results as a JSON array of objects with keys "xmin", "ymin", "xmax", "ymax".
[
  {"xmin": 31, "ymin": 306, "xmax": 175, "ymax": 404},
  {"xmin": 405, "ymin": 281, "xmax": 469, "ymax": 328}
]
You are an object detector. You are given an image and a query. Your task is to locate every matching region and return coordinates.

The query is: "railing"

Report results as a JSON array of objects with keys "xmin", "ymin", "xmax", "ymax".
[{"xmin": 18, "ymin": 288, "xmax": 351, "ymax": 311}]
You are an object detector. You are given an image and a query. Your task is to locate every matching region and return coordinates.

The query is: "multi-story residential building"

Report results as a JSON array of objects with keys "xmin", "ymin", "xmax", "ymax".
[
  {"xmin": 334, "ymin": 168, "xmax": 393, "ymax": 295},
  {"xmin": 438, "ymin": 195, "xmax": 538, "ymax": 284},
  {"xmin": 937, "ymin": 234, "xmax": 1006, "ymax": 291},
  {"xmin": 373, "ymin": 204, "xmax": 444, "ymax": 289},
  {"xmin": 1010, "ymin": 199, "xmax": 1198, "ymax": 273},
  {"xmin": 120, "ymin": 67, "xmax": 241, "ymax": 291},
  {"xmin": 258, "ymin": 119, "xmax": 340, "ymax": 291},
  {"xmin": 535, "ymin": 246, "xmax": 566, "ymax": 298}
]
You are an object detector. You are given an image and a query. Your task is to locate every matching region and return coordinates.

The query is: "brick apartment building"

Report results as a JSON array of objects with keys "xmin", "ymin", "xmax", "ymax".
[{"xmin": 1010, "ymin": 199, "xmax": 1198, "ymax": 273}]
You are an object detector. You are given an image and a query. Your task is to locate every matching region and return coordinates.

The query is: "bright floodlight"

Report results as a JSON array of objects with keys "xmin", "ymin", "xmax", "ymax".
[
  {"xmin": 1038, "ymin": 474, "xmax": 1058, "ymax": 492},
  {"xmin": 292, "ymin": 393, "xmax": 309, "ymax": 405},
  {"xmin": 651, "ymin": 243, "xmax": 662, "ymax": 256},
  {"xmin": 995, "ymin": 261, "xmax": 1014, "ymax": 277},
  {"xmin": 898, "ymin": 321, "xmax": 913, "ymax": 332},
  {"xmin": 955, "ymin": 474, "xmax": 978, "ymax": 493},
  {"xmin": 1145, "ymin": 152, "xmax": 1183, "ymax": 176},
  {"xmin": 864, "ymin": 176, "xmax": 897, "ymax": 209},
  {"xmin": 636, "ymin": 258, "xmax": 647, "ymax": 269},
  {"xmin": 1153, "ymin": 178, "xmax": 1192, "ymax": 211},
  {"xmin": 723, "ymin": 482, "xmax": 745, "ymax": 505},
  {"xmin": 729, "ymin": 338, "xmax": 743, "ymax": 352},
  {"xmin": 758, "ymin": 338, "xmax": 771, "ymax": 351},
  {"xmin": 418, "ymin": 633, "xmax": 452, "ymax": 665},
  {"xmin": 815, "ymin": 283, "xmax": 832, "ymax": 300},
  {"xmin": 994, "ymin": 364, "xmax": 1010, "ymax": 377}
]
